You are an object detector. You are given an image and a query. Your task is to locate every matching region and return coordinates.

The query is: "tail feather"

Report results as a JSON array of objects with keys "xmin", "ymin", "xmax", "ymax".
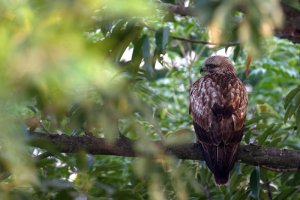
[
  {"xmin": 214, "ymin": 172, "xmax": 229, "ymax": 185},
  {"xmin": 199, "ymin": 142, "xmax": 240, "ymax": 185},
  {"xmin": 193, "ymin": 121, "xmax": 243, "ymax": 185}
]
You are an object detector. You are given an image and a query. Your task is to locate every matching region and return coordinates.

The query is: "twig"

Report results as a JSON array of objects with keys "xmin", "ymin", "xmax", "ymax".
[
  {"xmin": 265, "ymin": 178, "xmax": 273, "ymax": 200},
  {"xmin": 171, "ymin": 36, "xmax": 239, "ymax": 46},
  {"xmin": 143, "ymin": 24, "xmax": 239, "ymax": 47}
]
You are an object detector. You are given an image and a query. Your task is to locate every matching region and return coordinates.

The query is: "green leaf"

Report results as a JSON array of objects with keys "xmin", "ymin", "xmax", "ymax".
[
  {"xmin": 297, "ymin": 126, "xmax": 300, "ymax": 137},
  {"xmin": 274, "ymin": 187, "xmax": 296, "ymax": 200},
  {"xmin": 112, "ymin": 23, "xmax": 141, "ymax": 62},
  {"xmin": 233, "ymin": 45, "xmax": 240, "ymax": 61},
  {"xmin": 284, "ymin": 87, "xmax": 300, "ymax": 123},
  {"xmin": 258, "ymin": 124, "xmax": 280, "ymax": 145},
  {"xmin": 230, "ymin": 173, "xmax": 242, "ymax": 193},
  {"xmin": 250, "ymin": 166, "xmax": 260, "ymax": 199},
  {"xmin": 284, "ymin": 104, "xmax": 294, "ymax": 123},
  {"xmin": 284, "ymin": 85, "xmax": 300, "ymax": 109},
  {"xmin": 233, "ymin": 190, "xmax": 249, "ymax": 200},
  {"xmin": 296, "ymin": 107, "xmax": 300, "ymax": 128},
  {"xmin": 132, "ymin": 36, "xmax": 144, "ymax": 69},
  {"xmin": 155, "ymin": 26, "xmax": 170, "ymax": 53},
  {"xmin": 142, "ymin": 35, "xmax": 154, "ymax": 77},
  {"xmin": 100, "ymin": 22, "xmax": 113, "ymax": 35},
  {"xmin": 26, "ymin": 105, "xmax": 38, "ymax": 114},
  {"xmin": 246, "ymin": 113, "xmax": 280, "ymax": 126},
  {"xmin": 243, "ymin": 130, "xmax": 251, "ymax": 144},
  {"xmin": 270, "ymin": 137, "xmax": 282, "ymax": 146},
  {"xmin": 161, "ymin": 0, "xmax": 176, "ymax": 3},
  {"xmin": 282, "ymin": 0, "xmax": 300, "ymax": 11},
  {"xmin": 98, "ymin": 19, "xmax": 127, "ymax": 53}
]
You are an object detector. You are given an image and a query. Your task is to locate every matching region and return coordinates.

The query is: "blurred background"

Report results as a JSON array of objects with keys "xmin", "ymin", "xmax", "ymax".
[{"xmin": 0, "ymin": 0, "xmax": 299, "ymax": 199}]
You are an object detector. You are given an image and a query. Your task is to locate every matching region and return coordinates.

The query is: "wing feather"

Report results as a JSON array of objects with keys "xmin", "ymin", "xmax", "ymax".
[{"xmin": 190, "ymin": 73, "xmax": 248, "ymax": 185}]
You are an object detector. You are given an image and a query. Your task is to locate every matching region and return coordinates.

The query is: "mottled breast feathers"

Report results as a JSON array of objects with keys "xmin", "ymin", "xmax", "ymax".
[{"xmin": 190, "ymin": 73, "xmax": 247, "ymax": 137}]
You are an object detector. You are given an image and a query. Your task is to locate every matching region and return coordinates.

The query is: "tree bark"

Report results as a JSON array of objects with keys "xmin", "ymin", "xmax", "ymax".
[{"xmin": 29, "ymin": 132, "xmax": 300, "ymax": 171}]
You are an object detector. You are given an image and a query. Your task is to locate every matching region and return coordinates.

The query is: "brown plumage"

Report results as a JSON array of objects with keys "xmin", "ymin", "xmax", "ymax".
[{"xmin": 189, "ymin": 56, "xmax": 248, "ymax": 185}]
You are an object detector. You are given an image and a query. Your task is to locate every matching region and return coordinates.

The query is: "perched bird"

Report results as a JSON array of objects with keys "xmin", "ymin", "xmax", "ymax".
[{"xmin": 189, "ymin": 56, "xmax": 248, "ymax": 185}]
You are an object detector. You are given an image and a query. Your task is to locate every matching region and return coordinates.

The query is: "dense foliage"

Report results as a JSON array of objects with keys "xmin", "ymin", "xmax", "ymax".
[{"xmin": 0, "ymin": 0, "xmax": 299, "ymax": 199}]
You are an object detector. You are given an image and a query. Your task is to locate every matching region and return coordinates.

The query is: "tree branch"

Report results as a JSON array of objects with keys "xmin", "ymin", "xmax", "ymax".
[
  {"xmin": 162, "ymin": 2, "xmax": 300, "ymax": 43},
  {"xmin": 144, "ymin": 24, "xmax": 239, "ymax": 46},
  {"xmin": 171, "ymin": 36, "xmax": 239, "ymax": 46},
  {"xmin": 28, "ymin": 132, "xmax": 300, "ymax": 171}
]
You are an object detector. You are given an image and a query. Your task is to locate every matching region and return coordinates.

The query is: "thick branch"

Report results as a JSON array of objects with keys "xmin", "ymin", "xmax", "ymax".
[{"xmin": 29, "ymin": 132, "xmax": 300, "ymax": 170}]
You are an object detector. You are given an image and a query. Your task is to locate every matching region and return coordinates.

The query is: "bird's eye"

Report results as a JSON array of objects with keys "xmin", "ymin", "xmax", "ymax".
[{"xmin": 206, "ymin": 64, "xmax": 218, "ymax": 68}]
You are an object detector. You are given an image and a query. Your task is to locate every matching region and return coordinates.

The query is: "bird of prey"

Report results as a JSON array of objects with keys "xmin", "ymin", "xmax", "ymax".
[{"xmin": 189, "ymin": 56, "xmax": 248, "ymax": 185}]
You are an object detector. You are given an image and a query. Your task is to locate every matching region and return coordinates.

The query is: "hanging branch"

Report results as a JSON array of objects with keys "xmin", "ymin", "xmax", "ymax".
[{"xmin": 29, "ymin": 132, "xmax": 300, "ymax": 171}]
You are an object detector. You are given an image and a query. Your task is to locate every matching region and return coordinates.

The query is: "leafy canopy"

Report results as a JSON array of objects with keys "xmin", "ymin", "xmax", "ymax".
[{"xmin": 0, "ymin": 0, "xmax": 299, "ymax": 199}]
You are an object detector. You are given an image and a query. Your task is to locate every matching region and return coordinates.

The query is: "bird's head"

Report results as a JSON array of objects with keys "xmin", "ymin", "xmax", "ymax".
[{"xmin": 201, "ymin": 56, "xmax": 236, "ymax": 74}]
